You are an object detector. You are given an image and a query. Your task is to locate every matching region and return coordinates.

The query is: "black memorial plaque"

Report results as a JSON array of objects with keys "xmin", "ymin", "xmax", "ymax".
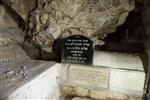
[{"xmin": 62, "ymin": 35, "xmax": 93, "ymax": 65}]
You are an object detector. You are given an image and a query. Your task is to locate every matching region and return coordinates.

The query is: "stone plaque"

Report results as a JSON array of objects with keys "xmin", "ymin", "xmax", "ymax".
[
  {"xmin": 68, "ymin": 65, "xmax": 109, "ymax": 88},
  {"xmin": 62, "ymin": 35, "xmax": 93, "ymax": 65}
]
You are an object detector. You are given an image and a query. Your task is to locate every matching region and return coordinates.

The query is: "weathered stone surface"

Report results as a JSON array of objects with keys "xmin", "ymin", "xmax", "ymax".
[
  {"xmin": 0, "ymin": 5, "xmax": 18, "ymax": 29},
  {"xmin": 0, "ymin": 29, "xmax": 24, "ymax": 46},
  {"xmin": 72, "ymin": 97, "xmax": 92, "ymax": 100},
  {"xmin": 0, "ymin": 44, "xmax": 30, "ymax": 65},
  {"xmin": 2, "ymin": 0, "xmax": 36, "ymax": 21},
  {"xmin": 61, "ymin": 96, "xmax": 142, "ymax": 100},
  {"xmin": 0, "ymin": 33, "xmax": 16, "ymax": 46},
  {"xmin": 0, "ymin": 5, "xmax": 24, "ymax": 46},
  {"xmin": 59, "ymin": 65, "xmax": 145, "ymax": 96},
  {"xmin": 59, "ymin": 84, "xmax": 142, "ymax": 100},
  {"xmin": 28, "ymin": 0, "xmax": 134, "ymax": 52},
  {"xmin": 89, "ymin": 90, "xmax": 129, "ymax": 100},
  {"xmin": 67, "ymin": 65, "xmax": 109, "ymax": 88},
  {"xmin": 21, "ymin": 41, "xmax": 40, "ymax": 59},
  {"xmin": 93, "ymin": 51, "xmax": 144, "ymax": 70},
  {"xmin": 59, "ymin": 52, "xmax": 145, "ymax": 99}
]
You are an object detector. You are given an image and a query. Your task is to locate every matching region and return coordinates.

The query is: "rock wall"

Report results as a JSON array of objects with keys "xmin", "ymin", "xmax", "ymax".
[
  {"xmin": 1, "ymin": 0, "xmax": 36, "ymax": 21},
  {"xmin": 28, "ymin": 0, "xmax": 134, "ymax": 52},
  {"xmin": 0, "ymin": 4, "xmax": 24, "ymax": 46},
  {"xmin": 0, "ymin": 0, "xmax": 134, "ymax": 52},
  {"xmin": 0, "ymin": 0, "xmax": 36, "ymax": 46}
]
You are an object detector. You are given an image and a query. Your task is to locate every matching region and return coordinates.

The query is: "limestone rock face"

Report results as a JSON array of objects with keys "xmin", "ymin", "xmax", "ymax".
[
  {"xmin": 0, "ymin": 5, "xmax": 24, "ymax": 46},
  {"xmin": 0, "ymin": 5, "xmax": 18, "ymax": 29},
  {"xmin": 2, "ymin": 0, "xmax": 36, "ymax": 21},
  {"xmin": 0, "ymin": 0, "xmax": 36, "ymax": 46},
  {"xmin": 28, "ymin": 0, "xmax": 134, "ymax": 52}
]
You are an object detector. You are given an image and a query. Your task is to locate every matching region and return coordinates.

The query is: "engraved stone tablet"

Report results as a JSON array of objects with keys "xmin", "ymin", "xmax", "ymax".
[
  {"xmin": 68, "ymin": 64, "xmax": 109, "ymax": 88},
  {"xmin": 62, "ymin": 35, "xmax": 93, "ymax": 65}
]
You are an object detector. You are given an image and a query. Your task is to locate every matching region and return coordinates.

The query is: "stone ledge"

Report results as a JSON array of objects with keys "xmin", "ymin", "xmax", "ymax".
[{"xmin": 59, "ymin": 84, "xmax": 142, "ymax": 100}]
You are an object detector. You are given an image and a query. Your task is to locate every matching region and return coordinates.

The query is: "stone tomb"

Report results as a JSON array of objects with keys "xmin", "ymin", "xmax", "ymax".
[
  {"xmin": 62, "ymin": 35, "xmax": 93, "ymax": 65},
  {"xmin": 59, "ymin": 63, "xmax": 145, "ymax": 100},
  {"xmin": 59, "ymin": 36, "xmax": 146, "ymax": 100}
]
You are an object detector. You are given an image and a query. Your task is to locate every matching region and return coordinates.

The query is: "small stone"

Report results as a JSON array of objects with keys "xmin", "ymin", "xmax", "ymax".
[
  {"xmin": 19, "ymin": 71, "xmax": 24, "ymax": 74},
  {"xmin": 22, "ymin": 73, "xmax": 27, "ymax": 79},
  {"xmin": 74, "ymin": 87, "xmax": 89, "ymax": 97},
  {"xmin": 59, "ymin": 95, "xmax": 73, "ymax": 100},
  {"xmin": 89, "ymin": 90, "xmax": 109, "ymax": 100},
  {"xmin": 89, "ymin": 90, "xmax": 128, "ymax": 100},
  {"xmin": 20, "ymin": 66, "xmax": 26, "ymax": 69},
  {"xmin": 10, "ymin": 77, "xmax": 17, "ymax": 81},
  {"xmin": 59, "ymin": 85, "xmax": 74, "ymax": 95},
  {"xmin": 5, "ymin": 71, "xmax": 15, "ymax": 75},
  {"xmin": 0, "ymin": 5, "xmax": 25, "ymax": 46}
]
